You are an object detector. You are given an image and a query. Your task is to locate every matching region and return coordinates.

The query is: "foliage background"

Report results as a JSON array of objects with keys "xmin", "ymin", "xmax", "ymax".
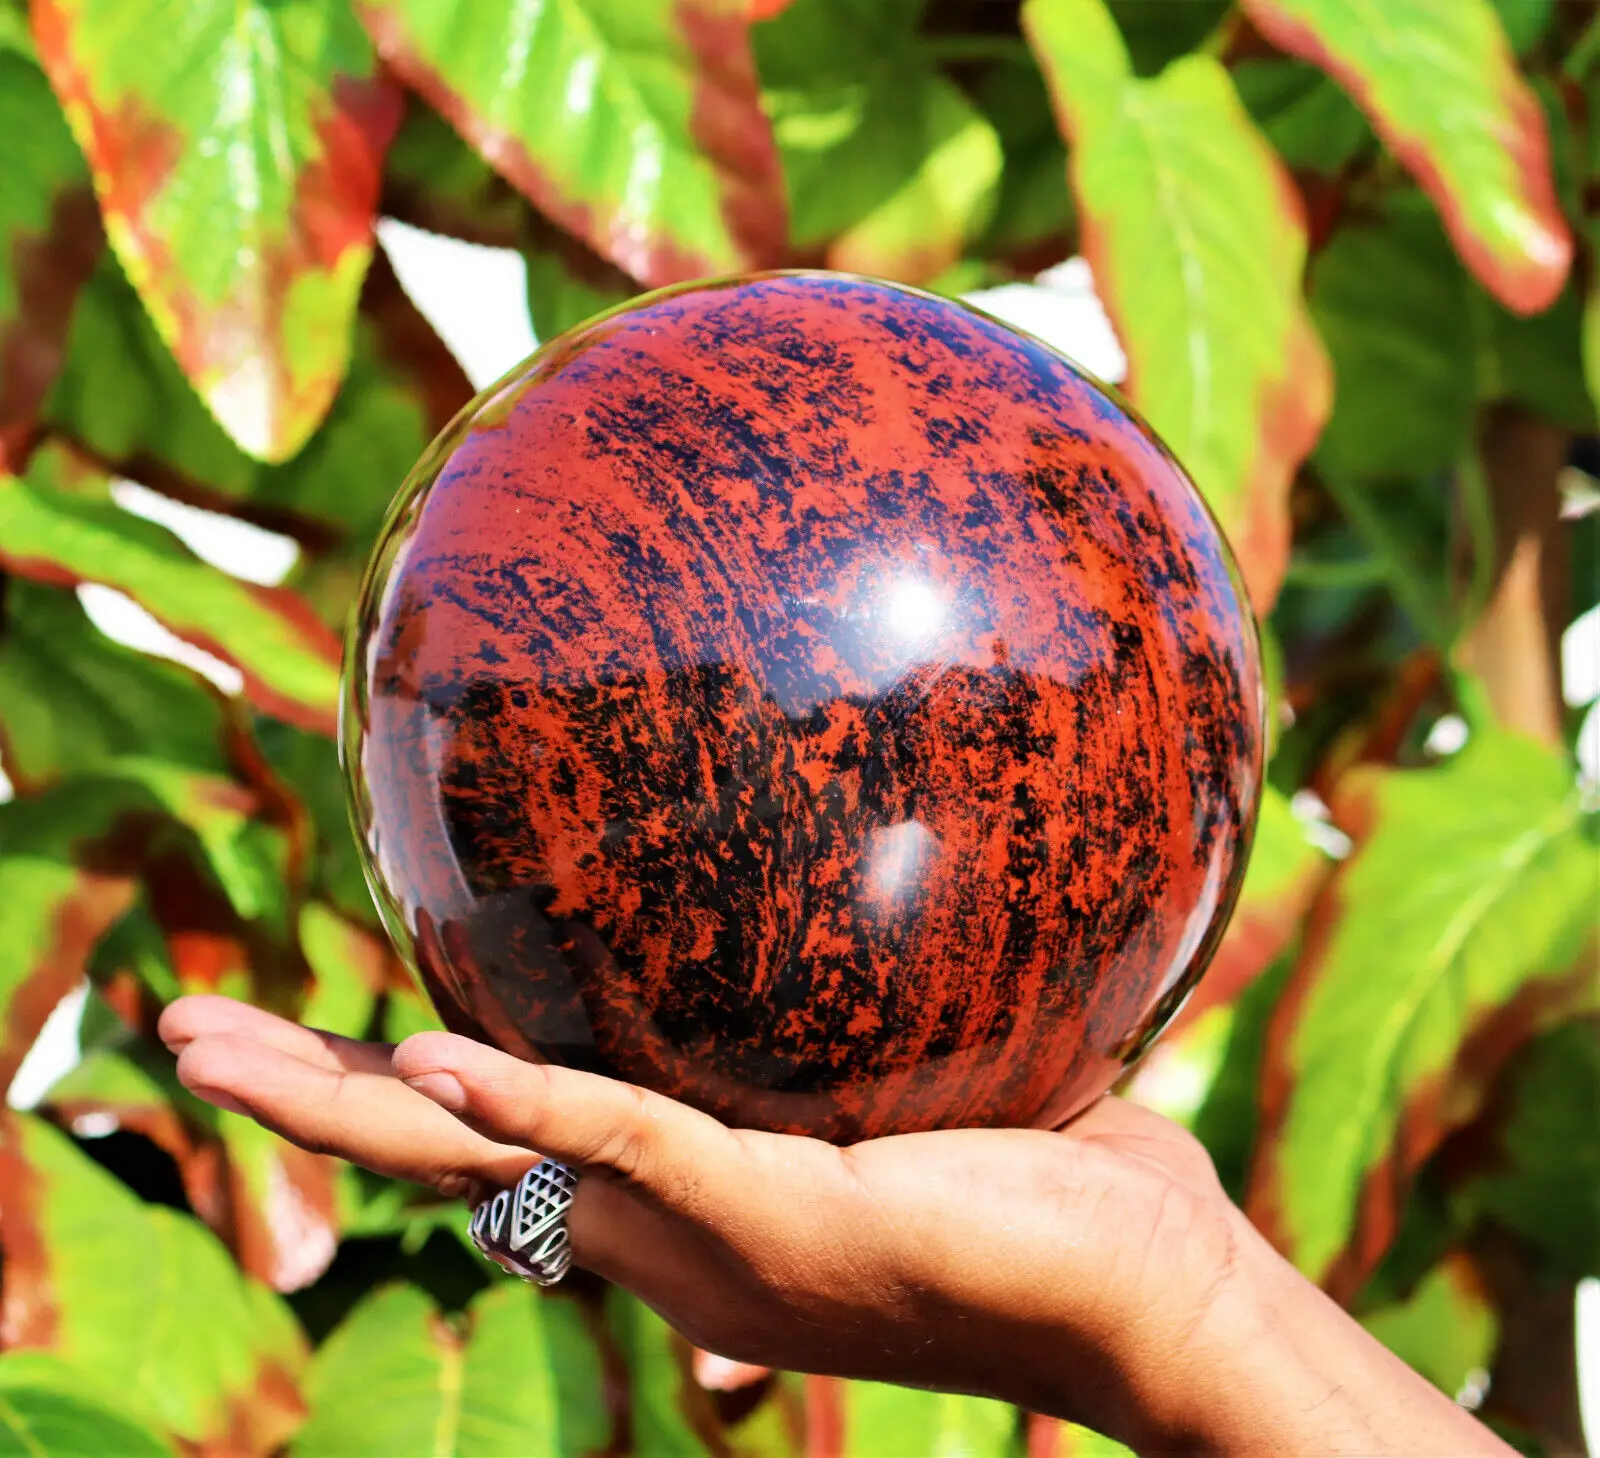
[{"xmin": 0, "ymin": 0, "xmax": 1596, "ymax": 1452}]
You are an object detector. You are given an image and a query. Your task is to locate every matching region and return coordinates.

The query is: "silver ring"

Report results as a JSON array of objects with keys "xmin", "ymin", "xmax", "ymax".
[{"xmin": 468, "ymin": 1158, "xmax": 578, "ymax": 1286}]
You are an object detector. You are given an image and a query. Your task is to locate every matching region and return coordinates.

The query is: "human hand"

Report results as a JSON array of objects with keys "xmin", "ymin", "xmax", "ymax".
[{"xmin": 159, "ymin": 995, "xmax": 1509, "ymax": 1456}]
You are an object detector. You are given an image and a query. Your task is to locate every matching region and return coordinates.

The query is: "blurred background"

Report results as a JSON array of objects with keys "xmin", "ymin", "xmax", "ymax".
[{"xmin": 0, "ymin": 0, "xmax": 1596, "ymax": 1453}]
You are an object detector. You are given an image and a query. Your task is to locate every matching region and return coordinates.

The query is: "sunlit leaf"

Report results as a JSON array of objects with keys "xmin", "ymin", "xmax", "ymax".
[
  {"xmin": 1238, "ymin": 0, "xmax": 1571, "ymax": 313},
  {"xmin": 757, "ymin": 0, "xmax": 1002, "ymax": 282},
  {"xmin": 1248, "ymin": 730, "xmax": 1598, "ymax": 1292},
  {"xmin": 0, "ymin": 783, "xmax": 138, "ymax": 1090},
  {"xmin": 831, "ymin": 1377, "xmax": 1019, "ymax": 1456},
  {"xmin": 1023, "ymin": 0, "xmax": 1330, "ymax": 612},
  {"xmin": 31, "ymin": 0, "xmax": 401, "ymax": 459},
  {"xmin": 298, "ymin": 902, "xmax": 386, "ymax": 1039},
  {"xmin": 0, "ymin": 453, "xmax": 341, "ymax": 732},
  {"xmin": 0, "ymin": 1112, "xmax": 307, "ymax": 1449},
  {"xmin": 0, "ymin": 1353, "xmax": 174, "ymax": 1457},
  {"xmin": 292, "ymin": 1281, "xmax": 560, "ymax": 1455},
  {"xmin": 357, "ymin": 0, "xmax": 786, "ymax": 286},
  {"xmin": 0, "ymin": 45, "xmax": 98, "ymax": 468}
]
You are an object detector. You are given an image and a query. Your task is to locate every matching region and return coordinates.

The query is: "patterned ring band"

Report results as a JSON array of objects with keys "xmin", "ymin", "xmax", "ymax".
[{"xmin": 468, "ymin": 1158, "xmax": 579, "ymax": 1286}]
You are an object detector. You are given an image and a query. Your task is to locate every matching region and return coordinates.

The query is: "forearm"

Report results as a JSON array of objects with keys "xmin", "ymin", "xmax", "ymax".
[{"xmin": 1105, "ymin": 1222, "xmax": 1512, "ymax": 1456}]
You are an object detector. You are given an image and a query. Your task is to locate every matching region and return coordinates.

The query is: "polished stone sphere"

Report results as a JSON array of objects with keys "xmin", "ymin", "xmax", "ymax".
[{"xmin": 341, "ymin": 272, "xmax": 1264, "ymax": 1142}]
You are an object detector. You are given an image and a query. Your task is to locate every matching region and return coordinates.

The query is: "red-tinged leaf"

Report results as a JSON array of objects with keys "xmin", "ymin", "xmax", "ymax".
[
  {"xmin": 0, "ymin": 1111, "xmax": 307, "ymax": 1450},
  {"xmin": 217, "ymin": 1111, "xmax": 340, "ymax": 1293},
  {"xmin": 357, "ymin": 0, "xmax": 786, "ymax": 287},
  {"xmin": 42, "ymin": 1031, "xmax": 337, "ymax": 1290},
  {"xmin": 1022, "ymin": 1414, "xmax": 1135, "ymax": 1457},
  {"xmin": 1023, "ymin": 0, "xmax": 1330, "ymax": 613},
  {"xmin": 0, "ymin": 579, "xmax": 304, "ymax": 925},
  {"xmin": 1238, "ymin": 0, "xmax": 1570, "ymax": 314},
  {"xmin": 1169, "ymin": 786, "xmax": 1329, "ymax": 1034},
  {"xmin": 1247, "ymin": 729, "xmax": 1598, "ymax": 1295},
  {"xmin": 47, "ymin": 242, "xmax": 467, "ymax": 548},
  {"xmin": 41, "ymin": 1034, "xmax": 225, "ymax": 1224},
  {"xmin": 0, "ymin": 783, "xmax": 140, "ymax": 1091},
  {"xmin": 30, "ymin": 0, "xmax": 402, "ymax": 460},
  {"xmin": 0, "ymin": 45, "xmax": 99, "ymax": 470},
  {"xmin": 789, "ymin": 1373, "xmax": 1018, "ymax": 1458},
  {"xmin": 0, "ymin": 454, "xmax": 341, "ymax": 733}
]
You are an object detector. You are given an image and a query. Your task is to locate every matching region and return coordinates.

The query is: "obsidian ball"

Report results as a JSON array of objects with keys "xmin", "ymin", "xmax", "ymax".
[{"xmin": 341, "ymin": 272, "xmax": 1264, "ymax": 1141}]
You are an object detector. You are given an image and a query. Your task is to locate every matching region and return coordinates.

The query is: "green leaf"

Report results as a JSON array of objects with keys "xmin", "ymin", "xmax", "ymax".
[
  {"xmin": 293, "ymin": 1282, "xmax": 561, "ymax": 1455},
  {"xmin": 298, "ymin": 902, "xmax": 384, "ymax": 1040},
  {"xmin": 971, "ymin": 56, "xmax": 1073, "ymax": 262},
  {"xmin": 1485, "ymin": 279, "xmax": 1597, "ymax": 431},
  {"xmin": 0, "ymin": 46, "xmax": 98, "ymax": 465},
  {"xmin": 538, "ymin": 1295, "xmax": 613, "ymax": 1457},
  {"xmin": 1107, "ymin": 0, "xmax": 1227, "ymax": 77},
  {"xmin": 757, "ymin": 0, "xmax": 1002, "ymax": 282},
  {"xmin": 1489, "ymin": 0, "xmax": 1554, "ymax": 55},
  {"xmin": 1248, "ymin": 730, "xmax": 1599, "ymax": 1290},
  {"xmin": 357, "ymin": 0, "xmax": 786, "ymax": 286},
  {"xmin": 46, "ymin": 250, "xmax": 470, "ymax": 545},
  {"xmin": 1231, "ymin": 58, "xmax": 1371, "ymax": 174},
  {"xmin": 1023, "ymin": 0, "xmax": 1330, "ymax": 612},
  {"xmin": 259, "ymin": 722, "xmax": 373, "ymax": 923},
  {"xmin": 0, "ymin": 455, "xmax": 341, "ymax": 733},
  {"xmin": 1309, "ymin": 193, "xmax": 1477, "ymax": 482},
  {"xmin": 604, "ymin": 1288, "xmax": 713, "ymax": 1456},
  {"xmin": 0, "ymin": 1353, "xmax": 174, "ymax": 1457},
  {"xmin": 1238, "ymin": 0, "xmax": 1571, "ymax": 314},
  {"xmin": 0, "ymin": 1112, "xmax": 307, "ymax": 1450},
  {"xmin": 525, "ymin": 214, "xmax": 640, "ymax": 344},
  {"xmin": 1360, "ymin": 1254, "xmax": 1496, "ymax": 1397},
  {"xmin": 382, "ymin": 101, "xmax": 528, "ymax": 247},
  {"xmin": 0, "ymin": 580, "xmax": 292, "ymax": 921},
  {"xmin": 833, "ymin": 1380, "xmax": 1019, "ymax": 1456},
  {"xmin": 32, "ymin": 0, "xmax": 401, "ymax": 459},
  {"xmin": 1458, "ymin": 1020, "xmax": 1600, "ymax": 1278},
  {"xmin": 0, "ymin": 783, "xmax": 139, "ymax": 1090}
]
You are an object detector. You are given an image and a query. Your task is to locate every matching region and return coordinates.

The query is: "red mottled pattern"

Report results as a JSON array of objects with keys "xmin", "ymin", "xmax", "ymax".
[{"xmin": 343, "ymin": 274, "xmax": 1265, "ymax": 1141}]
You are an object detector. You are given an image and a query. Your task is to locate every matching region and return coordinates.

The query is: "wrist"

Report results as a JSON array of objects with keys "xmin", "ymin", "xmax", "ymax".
[{"xmin": 1113, "ymin": 1214, "xmax": 1510, "ymax": 1456}]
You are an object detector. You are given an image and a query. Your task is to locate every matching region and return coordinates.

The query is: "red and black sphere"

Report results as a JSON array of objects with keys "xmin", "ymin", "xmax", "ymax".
[{"xmin": 342, "ymin": 272, "xmax": 1265, "ymax": 1142}]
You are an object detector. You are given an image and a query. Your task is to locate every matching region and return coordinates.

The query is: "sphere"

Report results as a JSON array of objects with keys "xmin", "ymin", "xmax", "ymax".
[{"xmin": 342, "ymin": 272, "xmax": 1264, "ymax": 1142}]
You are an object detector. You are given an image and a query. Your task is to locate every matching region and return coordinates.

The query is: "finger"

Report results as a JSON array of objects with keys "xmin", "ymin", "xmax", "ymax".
[
  {"xmin": 394, "ymin": 1032, "xmax": 749, "ymax": 1216},
  {"xmin": 176, "ymin": 1032, "xmax": 674, "ymax": 1280},
  {"xmin": 176, "ymin": 1031, "xmax": 531, "ymax": 1194},
  {"xmin": 160, "ymin": 995, "xmax": 393, "ymax": 1077}
]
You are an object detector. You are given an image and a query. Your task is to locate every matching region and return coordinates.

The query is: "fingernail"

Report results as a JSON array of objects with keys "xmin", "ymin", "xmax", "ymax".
[
  {"xmin": 404, "ymin": 1071, "xmax": 467, "ymax": 1111},
  {"xmin": 188, "ymin": 1084, "xmax": 252, "ymax": 1117}
]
